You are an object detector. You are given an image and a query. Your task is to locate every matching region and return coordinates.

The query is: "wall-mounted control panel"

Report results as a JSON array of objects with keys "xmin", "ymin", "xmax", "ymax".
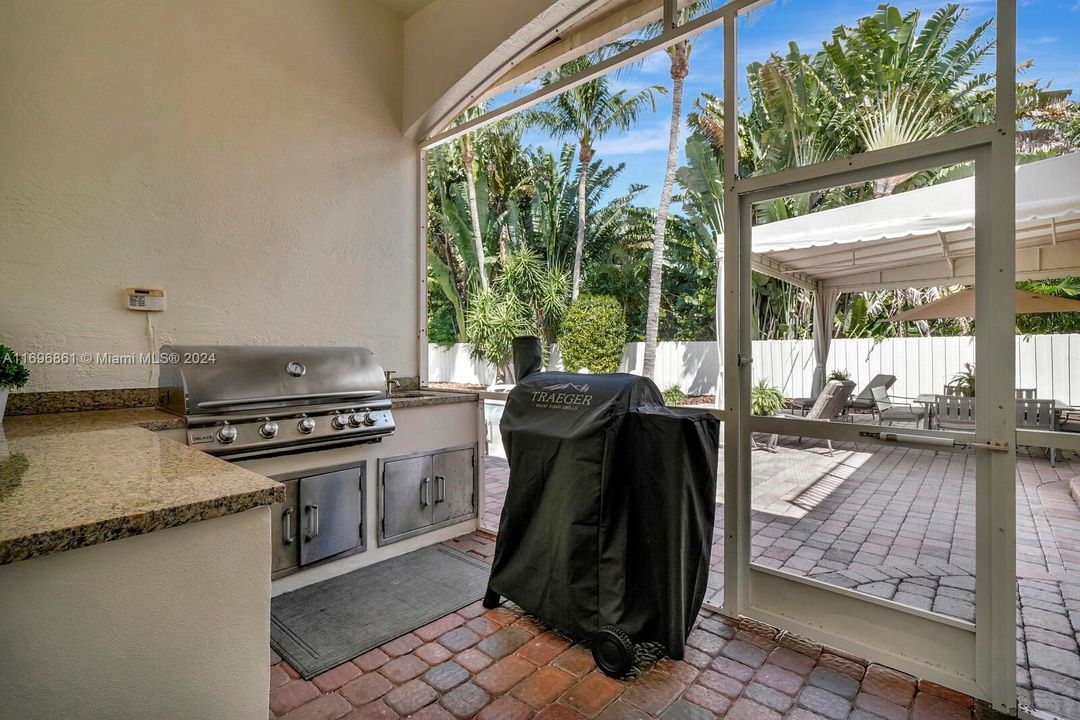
[{"xmin": 125, "ymin": 288, "xmax": 165, "ymax": 311}]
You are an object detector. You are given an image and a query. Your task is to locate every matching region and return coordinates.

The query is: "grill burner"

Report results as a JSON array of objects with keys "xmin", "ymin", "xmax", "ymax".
[{"xmin": 158, "ymin": 345, "xmax": 395, "ymax": 459}]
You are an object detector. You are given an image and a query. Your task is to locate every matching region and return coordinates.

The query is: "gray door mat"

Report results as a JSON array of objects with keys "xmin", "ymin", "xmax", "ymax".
[{"xmin": 271, "ymin": 544, "xmax": 490, "ymax": 679}]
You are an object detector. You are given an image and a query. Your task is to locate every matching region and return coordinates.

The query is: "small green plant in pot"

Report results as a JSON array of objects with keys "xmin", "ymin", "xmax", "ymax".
[
  {"xmin": 751, "ymin": 379, "xmax": 785, "ymax": 417},
  {"xmin": 827, "ymin": 369, "xmax": 851, "ymax": 382},
  {"xmin": 949, "ymin": 363, "xmax": 975, "ymax": 397},
  {"xmin": 0, "ymin": 345, "xmax": 30, "ymax": 422}
]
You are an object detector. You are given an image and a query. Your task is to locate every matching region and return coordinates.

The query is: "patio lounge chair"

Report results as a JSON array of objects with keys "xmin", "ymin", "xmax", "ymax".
[
  {"xmin": 935, "ymin": 395, "xmax": 975, "ymax": 431},
  {"xmin": 871, "ymin": 386, "xmax": 925, "ymax": 427},
  {"xmin": 848, "ymin": 374, "xmax": 898, "ymax": 412},
  {"xmin": 792, "ymin": 379, "xmax": 856, "ymax": 456},
  {"xmin": 1016, "ymin": 398, "xmax": 1057, "ymax": 466},
  {"xmin": 791, "ymin": 374, "xmax": 892, "ymax": 415}
]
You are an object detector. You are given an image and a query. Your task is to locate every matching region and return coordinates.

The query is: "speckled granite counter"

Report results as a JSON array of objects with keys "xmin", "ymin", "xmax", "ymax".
[
  {"xmin": 389, "ymin": 390, "xmax": 479, "ymax": 409},
  {"xmin": 0, "ymin": 418, "xmax": 282, "ymax": 565},
  {"xmin": 0, "ymin": 407, "xmax": 184, "ymax": 438}
]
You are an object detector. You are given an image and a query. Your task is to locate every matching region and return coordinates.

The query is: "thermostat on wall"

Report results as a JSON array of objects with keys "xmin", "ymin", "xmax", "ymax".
[{"xmin": 125, "ymin": 288, "xmax": 165, "ymax": 311}]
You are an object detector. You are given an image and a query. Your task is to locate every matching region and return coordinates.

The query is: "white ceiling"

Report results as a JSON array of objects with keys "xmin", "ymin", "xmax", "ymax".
[{"xmin": 369, "ymin": 0, "xmax": 437, "ymax": 18}]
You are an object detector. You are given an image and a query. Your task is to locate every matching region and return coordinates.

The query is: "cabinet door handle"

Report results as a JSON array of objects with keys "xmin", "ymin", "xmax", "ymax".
[
  {"xmin": 282, "ymin": 507, "xmax": 295, "ymax": 544},
  {"xmin": 306, "ymin": 504, "xmax": 319, "ymax": 539},
  {"xmin": 420, "ymin": 477, "xmax": 431, "ymax": 507},
  {"xmin": 435, "ymin": 475, "xmax": 446, "ymax": 502}
]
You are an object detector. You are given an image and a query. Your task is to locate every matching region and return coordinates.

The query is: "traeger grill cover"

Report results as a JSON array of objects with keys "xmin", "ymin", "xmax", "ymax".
[{"xmin": 486, "ymin": 371, "xmax": 719, "ymax": 660}]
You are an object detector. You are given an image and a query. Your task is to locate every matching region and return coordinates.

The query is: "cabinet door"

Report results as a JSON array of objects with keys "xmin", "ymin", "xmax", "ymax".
[
  {"xmin": 381, "ymin": 455, "xmax": 433, "ymax": 541},
  {"xmin": 271, "ymin": 479, "xmax": 299, "ymax": 575},
  {"xmin": 299, "ymin": 467, "xmax": 362, "ymax": 565},
  {"xmin": 432, "ymin": 448, "xmax": 476, "ymax": 525}
]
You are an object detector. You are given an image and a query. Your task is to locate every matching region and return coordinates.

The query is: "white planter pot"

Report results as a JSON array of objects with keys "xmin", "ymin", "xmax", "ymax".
[{"xmin": 0, "ymin": 389, "xmax": 8, "ymax": 423}]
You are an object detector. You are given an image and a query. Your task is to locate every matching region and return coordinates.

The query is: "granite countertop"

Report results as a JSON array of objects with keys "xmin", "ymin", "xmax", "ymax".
[
  {"xmin": 0, "ymin": 407, "xmax": 185, "ymax": 438},
  {"xmin": 389, "ymin": 389, "xmax": 479, "ymax": 409},
  {"xmin": 0, "ymin": 414, "xmax": 282, "ymax": 565}
]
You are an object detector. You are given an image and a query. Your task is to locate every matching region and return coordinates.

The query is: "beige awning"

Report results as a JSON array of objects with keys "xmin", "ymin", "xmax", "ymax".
[
  {"xmin": 887, "ymin": 288, "xmax": 1080, "ymax": 322},
  {"xmin": 750, "ymin": 153, "xmax": 1080, "ymax": 293}
]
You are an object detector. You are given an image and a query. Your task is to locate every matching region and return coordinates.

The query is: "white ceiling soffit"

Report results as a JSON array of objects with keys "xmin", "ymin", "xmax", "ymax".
[
  {"xmin": 749, "ymin": 153, "xmax": 1080, "ymax": 292},
  {"xmin": 404, "ymin": 0, "xmax": 600, "ymax": 140},
  {"xmin": 480, "ymin": 0, "xmax": 701, "ymax": 104}
]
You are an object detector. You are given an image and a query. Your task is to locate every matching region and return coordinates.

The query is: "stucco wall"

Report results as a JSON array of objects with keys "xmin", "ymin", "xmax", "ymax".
[
  {"xmin": 0, "ymin": 507, "xmax": 271, "ymax": 720},
  {"xmin": 0, "ymin": 0, "xmax": 417, "ymax": 392}
]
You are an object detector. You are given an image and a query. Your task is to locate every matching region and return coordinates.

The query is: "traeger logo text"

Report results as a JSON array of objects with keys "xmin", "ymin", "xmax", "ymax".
[{"xmin": 531, "ymin": 382, "xmax": 593, "ymax": 409}]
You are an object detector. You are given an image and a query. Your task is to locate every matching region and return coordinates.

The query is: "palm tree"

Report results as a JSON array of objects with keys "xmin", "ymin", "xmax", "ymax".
[
  {"xmin": 454, "ymin": 107, "xmax": 491, "ymax": 289},
  {"xmin": 530, "ymin": 55, "xmax": 663, "ymax": 299},
  {"xmin": 642, "ymin": 3, "xmax": 710, "ymax": 377}
]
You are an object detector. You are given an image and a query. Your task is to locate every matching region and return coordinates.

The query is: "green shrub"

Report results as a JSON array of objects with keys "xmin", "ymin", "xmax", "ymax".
[
  {"xmin": 0, "ymin": 345, "xmax": 29, "ymax": 390},
  {"xmin": 663, "ymin": 385, "xmax": 687, "ymax": 405},
  {"xmin": 827, "ymin": 369, "xmax": 851, "ymax": 382},
  {"xmin": 751, "ymin": 379, "xmax": 785, "ymax": 416},
  {"xmin": 558, "ymin": 295, "xmax": 627, "ymax": 374}
]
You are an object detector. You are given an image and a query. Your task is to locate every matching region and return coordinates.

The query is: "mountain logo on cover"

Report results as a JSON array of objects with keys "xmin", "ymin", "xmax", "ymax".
[
  {"xmin": 532, "ymin": 382, "xmax": 593, "ymax": 410},
  {"xmin": 542, "ymin": 382, "xmax": 590, "ymax": 392}
]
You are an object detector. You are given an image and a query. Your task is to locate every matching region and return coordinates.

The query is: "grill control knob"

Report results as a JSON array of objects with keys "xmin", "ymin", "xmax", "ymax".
[
  {"xmin": 216, "ymin": 423, "xmax": 237, "ymax": 444},
  {"xmin": 331, "ymin": 414, "xmax": 350, "ymax": 430},
  {"xmin": 361, "ymin": 412, "xmax": 376, "ymax": 427},
  {"xmin": 259, "ymin": 421, "xmax": 279, "ymax": 439},
  {"xmin": 297, "ymin": 418, "xmax": 316, "ymax": 434},
  {"xmin": 348, "ymin": 413, "xmax": 364, "ymax": 428}
]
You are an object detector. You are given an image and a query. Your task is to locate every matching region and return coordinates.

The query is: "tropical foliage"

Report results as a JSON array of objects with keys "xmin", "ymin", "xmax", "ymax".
[{"xmin": 428, "ymin": 3, "xmax": 1080, "ymax": 377}]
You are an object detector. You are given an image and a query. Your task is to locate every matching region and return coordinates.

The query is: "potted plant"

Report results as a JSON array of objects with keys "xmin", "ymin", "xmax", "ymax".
[
  {"xmin": 949, "ymin": 363, "xmax": 976, "ymax": 397},
  {"xmin": 0, "ymin": 345, "xmax": 30, "ymax": 422},
  {"xmin": 750, "ymin": 379, "xmax": 785, "ymax": 453},
  {"xmin": 828, "ymin": 369, "xmax": 851, "ymax": 382},
  {"xmin": 751, "ymin": 379, "xmax": 785, "ymax": 417}
]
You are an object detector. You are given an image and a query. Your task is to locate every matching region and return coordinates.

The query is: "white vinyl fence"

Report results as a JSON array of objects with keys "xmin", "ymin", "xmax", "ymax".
[{"xmin": 429, "ymin": 334, "xmax": 1080, "ymax": 406}]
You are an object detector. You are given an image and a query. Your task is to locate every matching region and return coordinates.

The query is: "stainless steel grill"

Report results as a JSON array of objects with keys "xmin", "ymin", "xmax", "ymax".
[{"xmin": 159, "ymin": 345, "xmax": 395, "ymax": 459}]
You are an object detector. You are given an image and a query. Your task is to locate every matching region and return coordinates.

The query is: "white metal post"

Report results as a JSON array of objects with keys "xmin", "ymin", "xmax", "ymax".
[
  {"xmin": 417, "ymin": 150, "xmax": 430, "ymax": 387},
  {"xmin": 722, "ymin": 7, "xmax": 750, "ymax": 617},
  {"xmin": 976, "ymin": 0, "xmax": 1018, "ymax": 712}
]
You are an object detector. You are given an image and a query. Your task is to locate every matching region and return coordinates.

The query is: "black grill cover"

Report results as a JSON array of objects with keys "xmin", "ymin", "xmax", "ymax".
[{"xmin": 486, "ymin": 371, "xmax": 719, "ymax": 659}]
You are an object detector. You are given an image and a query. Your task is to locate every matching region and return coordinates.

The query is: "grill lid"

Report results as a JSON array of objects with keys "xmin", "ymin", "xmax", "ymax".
[{"xmin": 158, "ymin": 345, "xmax": 387, "ymax": 415}]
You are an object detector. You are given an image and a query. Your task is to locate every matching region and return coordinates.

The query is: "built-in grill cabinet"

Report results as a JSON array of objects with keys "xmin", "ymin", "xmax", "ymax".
[
  {"xmin": 378, "ymin": 445, "xmax": 476, "ymax": 545},
  {"xmin": 271, "ymin": 462, "xmax": 365, "ymax": 578}
]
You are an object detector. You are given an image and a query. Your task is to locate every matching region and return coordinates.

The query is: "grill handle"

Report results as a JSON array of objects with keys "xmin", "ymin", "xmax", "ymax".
[
  {"xmin": 197, "ymin": 391, "xmax": 381, "ymax": 409},
  {"xmin": 306, "ymin": 504, "xmax": 319, "ymax": 539},
  {"xmin": 420, "ymin": 477, "xmax": 431, "ymax": 507},
  {"xmin": 282, "ymin": 507, "xmax": 295, "ymax": 544}
]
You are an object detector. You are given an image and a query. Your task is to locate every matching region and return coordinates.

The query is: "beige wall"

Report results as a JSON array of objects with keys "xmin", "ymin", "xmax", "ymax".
[
  {"xmin": 0, "ymin": 0, "xmax": 417, "ymax": 392},
  {"xmin": 0, "ymin": 507, "xmax": 272, "ymax": 720}
]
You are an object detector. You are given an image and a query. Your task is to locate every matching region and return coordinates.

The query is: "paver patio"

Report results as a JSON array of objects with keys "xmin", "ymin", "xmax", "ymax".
[
  {"xmin": 484, "ymin": 441, "xmax": 1080, "ymax": 718},
  {"xmin": 269, "ymin": 531, "xmax": 982, "ymax": 720}
]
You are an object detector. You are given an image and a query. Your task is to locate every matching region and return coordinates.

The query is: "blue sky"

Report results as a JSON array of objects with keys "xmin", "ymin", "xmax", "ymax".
[{"xmin": 488, "ymin": 0, "xmax": 1080, "ymax": 207}]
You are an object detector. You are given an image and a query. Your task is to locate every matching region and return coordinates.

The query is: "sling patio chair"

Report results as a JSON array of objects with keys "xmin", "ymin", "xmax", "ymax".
[
  {"xmin": 791, "ymin": 374, "xmax": 894, "ymax": 415},
  {"xmin": 787, "ymin": 379, "xmax": 857, "ymax": 456},
  {"xmin": 871, "ymin": 386, "xmax": 926, "ymax": 427}
]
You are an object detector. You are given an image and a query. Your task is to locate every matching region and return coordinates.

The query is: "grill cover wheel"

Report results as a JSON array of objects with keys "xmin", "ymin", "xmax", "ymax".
[{"xmin": 593, "ymin": 624, "xmax": 634, "ymax": 677}]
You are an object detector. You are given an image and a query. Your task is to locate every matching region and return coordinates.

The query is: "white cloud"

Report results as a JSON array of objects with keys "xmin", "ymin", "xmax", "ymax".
[{"xmin": 594, "ymin": 119, "xmax": 690, "ymax": 156}]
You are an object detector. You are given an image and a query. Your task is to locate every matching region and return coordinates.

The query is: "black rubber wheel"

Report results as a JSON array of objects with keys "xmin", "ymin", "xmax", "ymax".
[
  {"xmin": 482, "ymin": 588, "xmax": 501, "ymax": 609},
  {"xmin": 592, "ymin": 625, "xmax": 634, "ymax": 677}
]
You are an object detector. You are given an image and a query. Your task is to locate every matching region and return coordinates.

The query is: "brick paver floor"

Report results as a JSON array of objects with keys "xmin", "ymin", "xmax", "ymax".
[
  {"xmin": 269, "ymin": 532, "xmax": 984, "ymax": 720},
  {"xmin": 482, "ymin": 442, "xmax": 1080, "ymax": 718}
]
